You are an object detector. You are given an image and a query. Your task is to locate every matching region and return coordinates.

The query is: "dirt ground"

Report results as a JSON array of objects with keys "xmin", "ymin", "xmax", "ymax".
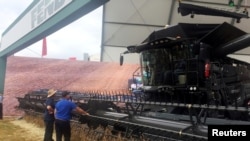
[
  {"xmin": 0, "ymin": 115, "xmax": 127, "ymax": 141},
  {"xmin": 0, "ymin": 116, "xmax": 49, "ymax": 141}
]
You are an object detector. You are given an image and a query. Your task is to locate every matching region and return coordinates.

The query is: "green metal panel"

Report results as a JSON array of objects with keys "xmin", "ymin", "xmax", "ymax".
[
  {"xmin": 0, "ymin": 0, "xmax": 109, "ymax": 57},
  {"xmin": 0, "ymin": 57, "xmax": 7, "ymax": 94}
]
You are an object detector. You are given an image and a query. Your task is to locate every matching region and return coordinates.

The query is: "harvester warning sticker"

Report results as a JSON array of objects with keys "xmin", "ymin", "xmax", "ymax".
[{"xmin": 208, "ymin": 125, "xmax": 250, "ymax": 140}]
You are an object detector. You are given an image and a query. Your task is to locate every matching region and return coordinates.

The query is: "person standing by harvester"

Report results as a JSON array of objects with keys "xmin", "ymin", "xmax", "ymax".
[
  {"xmin": 44, "ymin": 89, "xmax": 57, "ymax": 141},
  {"xmin": 54, "ymin": 91, "xmax": 89, "ymax": 141}
]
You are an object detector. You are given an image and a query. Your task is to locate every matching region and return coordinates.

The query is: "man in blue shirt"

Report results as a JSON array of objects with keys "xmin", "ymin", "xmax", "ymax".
[
  {"xmin": 55, "ymin": 91, "xmax": 89, "ymax": 141},
  {"xmin": 44, "ymin": 89, "xmax": 57, "ymax": 141}
]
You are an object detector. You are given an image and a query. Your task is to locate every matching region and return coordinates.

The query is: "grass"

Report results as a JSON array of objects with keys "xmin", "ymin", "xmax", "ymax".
[
  {"xmin": 0, "ymin": 117, "xmax": 43, "ymax": 141},
  {"xmin": 0, "ymin": 115, "xmax": 129, "ymax": 141},
  {"xmin": 0, "ymin": 114, "xmax": 136, "ymax": 141}
]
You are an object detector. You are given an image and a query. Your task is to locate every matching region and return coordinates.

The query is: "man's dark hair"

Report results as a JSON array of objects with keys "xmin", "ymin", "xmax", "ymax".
[{"xmin": 62, "ymin": 91, "xmax": 70, "ymax": 97}]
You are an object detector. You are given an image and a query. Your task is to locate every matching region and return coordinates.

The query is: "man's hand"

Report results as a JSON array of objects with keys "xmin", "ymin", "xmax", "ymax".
[
  {"xmin": 47, "ymin": 106, "xmax": 54, "ymax": 114},
  {"xmin": 82, "ymin": 112, "xmax": 89, "ymax": 116}
]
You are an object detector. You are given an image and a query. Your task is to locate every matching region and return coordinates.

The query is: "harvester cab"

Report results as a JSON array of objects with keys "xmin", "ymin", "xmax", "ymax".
[{"xmin": 120, "ymin": 2, "xmax": 250, "ymax": 119}]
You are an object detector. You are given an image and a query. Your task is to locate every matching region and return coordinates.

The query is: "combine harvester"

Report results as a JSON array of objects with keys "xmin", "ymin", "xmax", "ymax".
[{"xmin": 17, "ymin": 2, "xmax": 250, "ymax": 141}]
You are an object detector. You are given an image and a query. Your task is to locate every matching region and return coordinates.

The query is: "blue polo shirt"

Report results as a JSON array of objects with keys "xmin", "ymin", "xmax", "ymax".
[{"xmin": 55, "ymin": 99, "xmax": 77, "ymax": 121}]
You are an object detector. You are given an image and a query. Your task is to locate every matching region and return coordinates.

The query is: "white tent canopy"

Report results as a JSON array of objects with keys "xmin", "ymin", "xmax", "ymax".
[{"xmin": 101, "ymin": 0, "xmax": 250, "ymax": 63}]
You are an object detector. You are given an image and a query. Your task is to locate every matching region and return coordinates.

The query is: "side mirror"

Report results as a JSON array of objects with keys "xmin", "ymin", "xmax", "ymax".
[
  {"xmin": 120, "ymin": 55, "xmax": 124, "ymax": 66},
  {"xmin": 120, "ymin": 50, "xmax": 129, "ymax": 66}
]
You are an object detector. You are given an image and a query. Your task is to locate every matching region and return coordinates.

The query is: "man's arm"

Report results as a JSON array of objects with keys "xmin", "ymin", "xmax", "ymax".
[
  {"xmin": 54, "ymin": 109, "xmax": 57, "ymax": 118},
  {"xmin": 74, "ymin": 106, "xmax": 89, "ymax": 115},
  {"xmin": 47, "ymin": 105, "xmax": 54, "ymax": 114}
]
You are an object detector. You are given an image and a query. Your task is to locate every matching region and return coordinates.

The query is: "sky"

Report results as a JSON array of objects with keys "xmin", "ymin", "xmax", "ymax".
[{"xmin": 0, "ymin": 0, "xmax": 103, "ymax": 60}]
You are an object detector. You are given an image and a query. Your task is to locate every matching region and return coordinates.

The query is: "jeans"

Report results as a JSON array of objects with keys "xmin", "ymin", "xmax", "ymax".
[
  {"xmin": 44, "ymin": 120, "xmax": 54, "ymax": 141},
  {"xmin": 55, "ymin": 119, "xmax": 71, "ymax": 141}
]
